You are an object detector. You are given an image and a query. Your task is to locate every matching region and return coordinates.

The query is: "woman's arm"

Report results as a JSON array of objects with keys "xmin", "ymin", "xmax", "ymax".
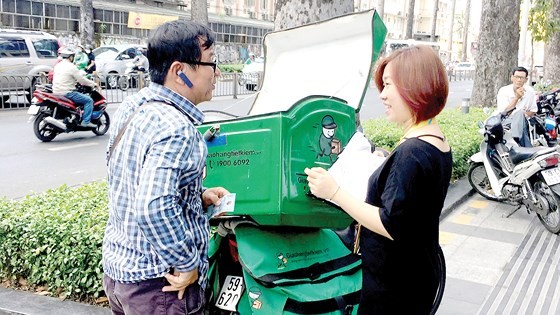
[{"xmin": 305, "ymin": 167, "xmax": 393, "ymax": 240}]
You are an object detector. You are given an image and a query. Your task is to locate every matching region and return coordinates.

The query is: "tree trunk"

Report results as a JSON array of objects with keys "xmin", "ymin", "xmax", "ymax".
[
  {"xmin": 406, "ymin": 0, "xmax": 416, "ymax": 39},
  {"xmin": 377, "ymin": 0, "xmax": 385, "ymax": 20},
  {"xmin": 274, "ymin": 0, "xmax": 354, "ymax": 31},
  {"xmin": 79, "ymin": 0, "xmax": 94, "ymax": 46},
  {"xmin": 471, "ymin": 0, "xmax": 521, "ymax": 108},
  {"xmin": 544, "ymin": 0, "xmax": 560, "ymax": 84},
  {"xmin": 191, "ymin": 0, "xmax": 209, "ymax": 26},
  {"xmin": 431, "ymin": 0, "xmax": 438, "ymax": 41},
  {"xmin": 448, "ymin": 0, "xmax": 456, "ymax": 58},
  {"xmin": 461, "ymin": 0, "xmax": 471, "ymax": 62}
]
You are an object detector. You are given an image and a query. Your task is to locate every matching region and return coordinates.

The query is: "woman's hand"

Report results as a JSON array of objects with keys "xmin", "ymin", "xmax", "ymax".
[{"xmin": 304, "ymin": 167, "xmax": 339, "ymax": 200}]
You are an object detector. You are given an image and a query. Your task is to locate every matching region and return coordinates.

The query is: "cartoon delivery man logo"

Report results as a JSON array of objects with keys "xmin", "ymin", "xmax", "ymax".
[
  {"xmin": 277, "ymin": 252, "xmax": 288, "ymax": 269},
  {"xmin": 317, "ymin": 115, "xmax": 341, "ymax": 162}
]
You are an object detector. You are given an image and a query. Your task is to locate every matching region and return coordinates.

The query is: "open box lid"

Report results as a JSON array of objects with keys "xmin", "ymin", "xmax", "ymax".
[{"xmin": 248, "ymin": 9, "xmax": 387, "ymax": 116}]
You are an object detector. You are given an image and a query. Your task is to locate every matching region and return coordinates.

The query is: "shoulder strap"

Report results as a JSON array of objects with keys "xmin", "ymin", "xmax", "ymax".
[
  {"xmin": 405, "ymin": 134, "xmax": 446, "ymax": 141},
  {"xmin": 107, "ymin": 103, "xmax": 152, "ymax": 163}
]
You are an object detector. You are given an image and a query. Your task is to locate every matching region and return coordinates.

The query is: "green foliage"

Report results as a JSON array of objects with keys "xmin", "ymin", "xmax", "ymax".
[
  {"xmin": 217, "ymin": 64, "xmax": 244, "ymax": 73},
  {"xmin": 529, "ymin": 0, "xmax": 560, "ymax": 43},
  {"xmin": 363, "ymin": 108, "xmax": 489, "ymax": 181},
  {"xmin": 0, "ymin": 182, "xmax": 108, "ymax": 300},
  {"xmin": 534, "ymin": 82, "xmax": 560, "ymax": 93}
]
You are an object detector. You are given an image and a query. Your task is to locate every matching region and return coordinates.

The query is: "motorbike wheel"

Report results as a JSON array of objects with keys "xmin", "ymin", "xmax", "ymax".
[
  {"xmin": 430, "ymin": 245, "xmax": 446, "ymax": 315},
  {"xmin": 33, "ymin": 112, "xmax": 58, "ymax": 142},
  {"xmin": 533, "ymin": 181, "xmax": 560, "ymax": 234},
  {"xmin": 92, "ymin": 112, "xmax": 110, "ymax": 136},
  {"xmin": 118, "ymin": 76, "xmax": 129, "ymax": 91},
  {"xmin": 467, "ymin": 163, "xmax": 506, "ymax": 201}
]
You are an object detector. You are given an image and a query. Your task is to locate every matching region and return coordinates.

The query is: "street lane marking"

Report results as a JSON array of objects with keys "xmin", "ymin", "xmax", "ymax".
[
  {"xmin": 439, "ymin": 231, "xmax": 456, "ymax": 245},
  {"xmin": 452, "ymin": 214, "xmax": 473, "ymax": 225},
  {"xmin": 469, "ymin": 200, "xmax": 488, "ymax": 209},
  {"xmin": 48, "ymin": 142, "xmax": 99, "ymax": 151}
]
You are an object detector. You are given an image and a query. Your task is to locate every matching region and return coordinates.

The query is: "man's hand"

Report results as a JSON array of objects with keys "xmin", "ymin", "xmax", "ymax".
[
  {"xmin": 515, "ymin": 87, "xmax": 525, "ymax": 100},
  {"xmin": 202, "ymin": 187, "xmax": 230, "ymax": 209},
  {"xmin": 162, "ymin": 268, "xmax": 198, "ymax": 300}
]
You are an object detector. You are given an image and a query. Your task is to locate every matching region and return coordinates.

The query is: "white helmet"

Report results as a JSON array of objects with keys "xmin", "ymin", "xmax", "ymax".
[{"xmin": 58, "ymin": 47, "xmax": 75, "ymax": 59}]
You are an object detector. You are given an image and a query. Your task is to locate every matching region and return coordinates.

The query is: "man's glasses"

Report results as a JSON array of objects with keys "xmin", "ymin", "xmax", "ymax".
[
  {"xmin": 513, "ymin": 75, "xmax": 527, "ymax": 80},
  {"xmin": 186, "ymin": 56, "xmax": 218, "ymax": 72}
]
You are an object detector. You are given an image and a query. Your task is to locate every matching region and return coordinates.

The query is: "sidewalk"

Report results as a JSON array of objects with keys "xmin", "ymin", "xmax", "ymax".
[
  {"xmin": 2, "ymin": 179, "xmax": 559, "ymax": 314},
  {"xmin": 438, "ymin": 191, "xmax": 560, "ymax": 314}
]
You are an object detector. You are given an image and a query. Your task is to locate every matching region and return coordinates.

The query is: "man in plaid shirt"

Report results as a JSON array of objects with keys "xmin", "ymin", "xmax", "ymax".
[{"xmin": 102, "ymin": 20, "xmax": 229, "ymax": 314}]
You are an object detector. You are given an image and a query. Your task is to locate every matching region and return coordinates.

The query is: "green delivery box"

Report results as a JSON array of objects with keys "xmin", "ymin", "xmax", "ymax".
[{"xmin": 198, "ymin": 10, "xmax": 387, "ymax": 228}]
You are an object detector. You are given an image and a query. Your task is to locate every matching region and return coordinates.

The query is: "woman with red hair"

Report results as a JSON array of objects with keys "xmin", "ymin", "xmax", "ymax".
[{"xmin": 306, "ymin": 45, "xmax": 452, "ymax": 314}]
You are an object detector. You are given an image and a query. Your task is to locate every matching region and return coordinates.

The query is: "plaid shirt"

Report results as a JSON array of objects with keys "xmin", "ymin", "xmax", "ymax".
[{"xmin": 103, "ymin": 83, "xmax": 209, "ymax": 287}]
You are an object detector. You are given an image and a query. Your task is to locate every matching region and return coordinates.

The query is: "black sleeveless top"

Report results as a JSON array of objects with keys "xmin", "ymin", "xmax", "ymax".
[{"xmin": 358, "ymin": 138, "xmax": 452, "ymax": 315}]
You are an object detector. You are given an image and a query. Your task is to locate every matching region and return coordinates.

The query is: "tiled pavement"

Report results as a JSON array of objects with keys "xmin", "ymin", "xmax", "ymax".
[{"xmin": 438, "ymin": 194, "xmax": 560, "ymax": 315}]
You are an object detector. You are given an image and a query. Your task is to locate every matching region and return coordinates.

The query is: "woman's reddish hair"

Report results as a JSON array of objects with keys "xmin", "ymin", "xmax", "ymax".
[{"xmin": 374, "ymin": 45, "xmax": 449, "ymax": 122}]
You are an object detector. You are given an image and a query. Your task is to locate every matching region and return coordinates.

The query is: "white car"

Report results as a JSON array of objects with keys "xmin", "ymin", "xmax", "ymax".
[
  {"xmin": 454, "ymin": 62, "xmax": 475, "ymax": 72},
  {"xmin": 0, "ymin": 29, "xmax": 60, "ymax": 103},
  {"xmin": 94, "ymin": 44, "xmax": 146, "ymax": 88},
  {"xmin": 238, "ymin": 57, "xmax": 264, "ymax": 91}
]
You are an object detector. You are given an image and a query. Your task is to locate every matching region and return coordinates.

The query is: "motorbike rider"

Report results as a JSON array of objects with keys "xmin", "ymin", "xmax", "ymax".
[
  {"xmin": 245, "ymin": 52, "xmax": 256, "ymax": 65},
  {"xmin": 52, "ymin": 48, "xmax": 98, "ymax": 128},
  {"xmin": 85, "ymin": 44, "xmax": 96, "ymax": 75},
  {"xmin": 73, "ymin": 44, "xmax": 90, "ymax": 72},
  {"xmin": 495, "ymin": 66, "xmax": 537, "ymax": 147},
  {"xmin": 132, "ymin": 48, "xmax": 149, "ymax": 72}
]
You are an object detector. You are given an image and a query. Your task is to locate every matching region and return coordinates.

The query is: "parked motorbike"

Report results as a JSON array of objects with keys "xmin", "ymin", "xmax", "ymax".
[
  {"xmin": 118, "ymin": 61, "xmax": 150, "ymax": 91},
  {"xmin": 205, "ymin": 218, "xmax": 446, "ymax": 315},
  {"xmin": 27, "ymin": 84, "xmax": 110, "ymax": 142},
  {"xmin": 468, "ymin": 114, "xmax": 560, "ymax": 233},
  {"xmin": 527, "ymin": 88, "xmax": 560, "ymax": 147}
]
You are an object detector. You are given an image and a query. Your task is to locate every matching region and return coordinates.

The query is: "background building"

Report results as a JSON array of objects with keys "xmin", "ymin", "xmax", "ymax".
[
  {"xmin": 0, "ymin": 0, "xmax": 275, "ymax": 63},
  {"xmin": 0, "ymin": 0, "xmax": 490, "ymax": 64}
]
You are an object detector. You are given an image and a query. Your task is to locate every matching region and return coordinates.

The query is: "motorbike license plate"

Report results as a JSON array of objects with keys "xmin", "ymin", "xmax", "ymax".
[
  {"xmin": 541, "ymin": 167, "xmax": 560, "ymax": 186},
  {"xmin": 215, "ymin": 275, "xmax": 244, "ymax": 311},
  {"xmin": 27, "ymin": 104, "xmax": 40, "ymax": 115}
]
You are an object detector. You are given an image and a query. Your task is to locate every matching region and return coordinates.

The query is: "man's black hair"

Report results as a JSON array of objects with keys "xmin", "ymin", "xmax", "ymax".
[
  {"xmin": 512, "ymin": 66, "xmax": 528, "ymax": 77},
  {"xmin": 147, "ymin": 20, "xmax": 215, "ymax": 84}
]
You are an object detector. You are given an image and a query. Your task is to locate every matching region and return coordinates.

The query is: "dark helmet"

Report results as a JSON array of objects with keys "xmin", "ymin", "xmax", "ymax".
[{"xmin": 484, "ymin": 115, "xmax": 504, "ymax": 145}]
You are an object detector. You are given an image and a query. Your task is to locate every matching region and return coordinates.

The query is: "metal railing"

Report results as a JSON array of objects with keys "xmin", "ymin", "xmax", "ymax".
[
  {"xmin": 0, "ymin": 72, "xmax": 261, "ymax": 110},
  {"xmin": 2, "ymin": 70, "xmax": 474, "ymax": 109},
  {"xmin": 447, "ymin": 69, "xmax": 475, "ymax": 81}
]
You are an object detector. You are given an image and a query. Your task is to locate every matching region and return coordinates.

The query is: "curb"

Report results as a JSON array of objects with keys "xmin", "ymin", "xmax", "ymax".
[{"xmin": 440, "ymin": 177, "xmax": 474, "ymax": 221}]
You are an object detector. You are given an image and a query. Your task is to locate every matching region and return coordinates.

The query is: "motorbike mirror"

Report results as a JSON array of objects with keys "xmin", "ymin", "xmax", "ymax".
[{"xmin": 477, "ymin": 121, "xmax": 484, "ymax": 129}]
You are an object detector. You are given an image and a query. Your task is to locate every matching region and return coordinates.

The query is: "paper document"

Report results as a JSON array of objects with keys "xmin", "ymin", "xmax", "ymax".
[{"xmin": 328, "ymin": 132, "xmax": 386, "ymax": 202}]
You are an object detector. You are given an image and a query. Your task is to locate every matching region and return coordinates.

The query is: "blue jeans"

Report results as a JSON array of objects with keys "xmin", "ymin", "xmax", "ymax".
[{"xmin": 65, "ymin": 91, "xmax": 94, "ymax": 124}]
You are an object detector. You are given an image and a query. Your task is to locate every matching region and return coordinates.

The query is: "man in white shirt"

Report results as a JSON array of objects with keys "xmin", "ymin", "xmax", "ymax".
[
  {"xmin": 496, "ymin": 66, "xmax": 537, "ymax": 147},
  {"xmin": 52, "ymin": 48, "xmax": 97, "ymax": 128}
]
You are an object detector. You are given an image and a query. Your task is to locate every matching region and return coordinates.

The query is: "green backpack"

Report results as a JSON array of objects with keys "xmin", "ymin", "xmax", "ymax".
[{"xmin": 207, "ymin": 224, "xmax": 361, "ymax": 314}]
